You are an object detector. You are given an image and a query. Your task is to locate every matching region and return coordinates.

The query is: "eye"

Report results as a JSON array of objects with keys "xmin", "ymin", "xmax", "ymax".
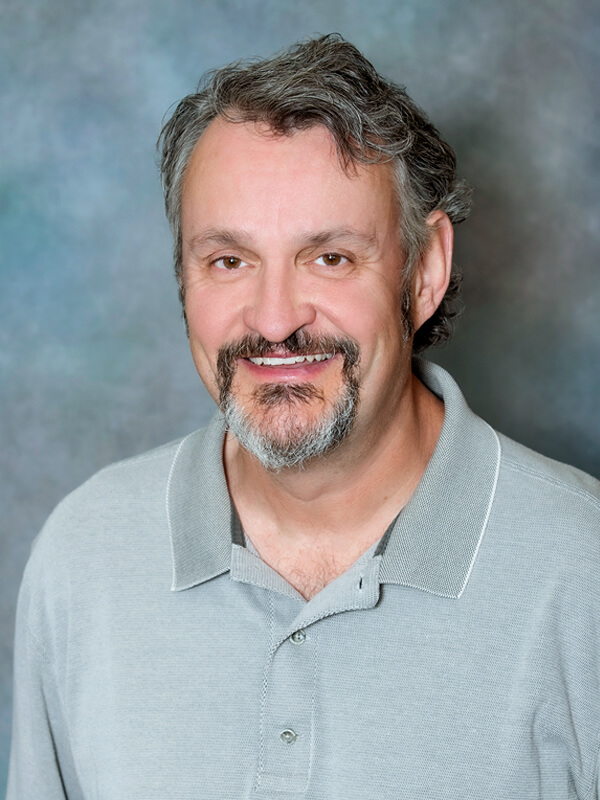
[
  {"xmin": 314, "ymin": 253, "xmax": 348, "ymax": 267},
  {"xmin": 214, "ymin": 255, "xmax": 247, "ymax": 270}
]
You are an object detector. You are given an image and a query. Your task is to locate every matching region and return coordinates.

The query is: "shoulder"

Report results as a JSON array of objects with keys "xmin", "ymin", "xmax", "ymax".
[
  {"xmin": 497, "ymin": 432, "xmax": 600, "ymax": 513},
  {"xmin": 491, "ymin": 432, "xmax": 600, "ymax": 565},
  {"xmin": 25, "ymin": 427, "xmax": 212, "ymax": 583},
  {"xmin": 38, "ymin": 435, "xmax": 189, "ymax": 539},
  {"xmin": 17, "ymin": 428, "xmax": 215, "ymax": 644}
]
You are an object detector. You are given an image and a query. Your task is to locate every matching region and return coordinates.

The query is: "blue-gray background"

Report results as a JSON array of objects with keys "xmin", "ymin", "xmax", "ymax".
[{"xmin": 1, "ymin": 0, "xmax": 598, "ymax": 790}]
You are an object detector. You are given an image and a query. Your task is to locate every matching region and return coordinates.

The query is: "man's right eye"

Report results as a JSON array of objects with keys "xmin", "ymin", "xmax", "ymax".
[{"xmin": 214, "ymin": 256, "xmax": 246, "ymax": 270}]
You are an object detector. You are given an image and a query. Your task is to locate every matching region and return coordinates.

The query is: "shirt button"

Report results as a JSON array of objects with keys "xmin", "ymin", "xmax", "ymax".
[
  {"xmin": 290, "ymin": 629, "xmax": 307, "ymax": 644},
  {"xmin": 280, "ymin": 729, "xmax": 297, "ymax": 744}
]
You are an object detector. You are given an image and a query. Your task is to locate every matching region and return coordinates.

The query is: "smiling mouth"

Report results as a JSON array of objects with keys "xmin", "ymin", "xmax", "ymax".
[{"xmin": 247, "ymin": 353, "xmax": 334, "ymax": 366}]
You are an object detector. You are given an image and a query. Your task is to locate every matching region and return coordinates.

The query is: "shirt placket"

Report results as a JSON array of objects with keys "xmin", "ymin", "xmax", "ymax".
[
  {"xmin": 252, "ymin": 602, "xmax": 317, "ymax": 797},
  {"xmin": 248, "ymin": 555, "xmax": 382, "ymax": 798}
]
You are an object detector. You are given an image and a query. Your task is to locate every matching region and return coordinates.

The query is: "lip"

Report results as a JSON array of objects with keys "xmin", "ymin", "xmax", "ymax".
[{"xmin": 239, "ymin": 354, "xmax": 340, "ymax": 382}]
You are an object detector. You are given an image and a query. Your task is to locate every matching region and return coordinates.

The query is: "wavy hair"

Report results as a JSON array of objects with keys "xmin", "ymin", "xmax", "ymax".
[{"xmin": 158, "ymin": 34, "xmax": 472, "ymax": 351}]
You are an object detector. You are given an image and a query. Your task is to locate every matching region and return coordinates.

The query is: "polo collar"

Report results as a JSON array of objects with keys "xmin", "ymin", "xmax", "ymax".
[
  {"xmin": 167, "ymin": 414, "xmax": 231, "ymax": 591},
  {"xmin": 378, "ymin": 359, "xmax": 501, "ymax": 598},
  {"xmin": 168, "ymin": 360, "xmax": 501, "ymax": 598}
]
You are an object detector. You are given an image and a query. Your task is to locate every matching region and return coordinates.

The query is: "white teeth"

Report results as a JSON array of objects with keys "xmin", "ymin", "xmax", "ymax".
[{"xmin": 248, "ymin": 353, "xmax": 334, "ymax": 366}]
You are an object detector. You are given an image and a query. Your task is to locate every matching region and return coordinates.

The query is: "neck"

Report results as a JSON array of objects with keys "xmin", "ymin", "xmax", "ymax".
[{"xmin": 223, "ymin": 371, "xmax": 444, "ymax": 552}]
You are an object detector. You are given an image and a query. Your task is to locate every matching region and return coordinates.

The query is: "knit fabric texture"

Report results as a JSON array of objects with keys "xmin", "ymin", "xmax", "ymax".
[{"xmin": 8, "ymin": 361, "xmax": 600, "ymax": 799}]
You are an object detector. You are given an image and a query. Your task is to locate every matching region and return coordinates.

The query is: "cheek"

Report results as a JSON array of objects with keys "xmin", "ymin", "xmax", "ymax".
[
  {"xmin": 185, "ymin": 282, "xmax": 239, "ymax": 352},
  {"xmin": 183, "ymin": 287, "xmax": 239, "ymax": 399},
  {"xmin": 320, "ymin": 279, "xmax": 403, "ymax": 349}
]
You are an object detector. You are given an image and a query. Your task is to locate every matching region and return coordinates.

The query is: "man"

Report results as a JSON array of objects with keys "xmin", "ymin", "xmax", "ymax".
[{"xmin": 8, "ymin": 34, "xmax": 600, "ymax": 799}]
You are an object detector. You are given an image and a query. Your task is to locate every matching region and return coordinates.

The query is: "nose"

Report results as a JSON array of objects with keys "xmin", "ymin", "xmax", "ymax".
[{"xmin": 242, "ymin": 262, "xmax": 317, "ymax": 343}]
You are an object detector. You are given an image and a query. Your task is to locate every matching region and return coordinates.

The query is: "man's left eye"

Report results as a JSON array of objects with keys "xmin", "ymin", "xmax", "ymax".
[{"xmin": 315, "ymin": 253, "xmax": 347, "ymax": 267}]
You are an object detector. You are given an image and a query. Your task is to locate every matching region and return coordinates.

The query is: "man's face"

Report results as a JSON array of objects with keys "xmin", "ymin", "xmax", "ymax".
[{"xmin": 180, "ymin": 118, "xmax": 414, "ymax": 469}]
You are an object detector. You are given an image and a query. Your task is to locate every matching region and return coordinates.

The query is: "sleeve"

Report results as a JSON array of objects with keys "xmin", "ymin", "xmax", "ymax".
[{"xmin": 6, "ymin": 573, "xmax": 83, "ymax": 800}]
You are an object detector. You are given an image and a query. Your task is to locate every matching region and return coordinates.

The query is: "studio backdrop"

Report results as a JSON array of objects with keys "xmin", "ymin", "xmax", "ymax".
[{"xmin": 1, "ymin": 0, "xmax": 598, "ymax": 791}]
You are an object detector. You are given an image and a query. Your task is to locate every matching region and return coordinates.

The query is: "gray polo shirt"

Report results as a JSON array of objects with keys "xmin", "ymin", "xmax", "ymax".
[{"xmin": 8, "ymin": 361, "xmax": 600, "ymax": 799}]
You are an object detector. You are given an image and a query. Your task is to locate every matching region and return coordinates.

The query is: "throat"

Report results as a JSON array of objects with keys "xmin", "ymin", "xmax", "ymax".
[{"xmin": 244, "ymin": 529, "xmax": 381, "ymax": 601}]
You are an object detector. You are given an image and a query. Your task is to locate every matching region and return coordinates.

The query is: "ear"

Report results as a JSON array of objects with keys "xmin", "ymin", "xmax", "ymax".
[{"xmin": 411, "ymin": 210, "xmax": 454, "ymax": 332}]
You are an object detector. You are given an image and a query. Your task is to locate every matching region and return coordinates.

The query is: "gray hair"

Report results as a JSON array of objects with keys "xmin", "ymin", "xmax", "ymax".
[{"xmin": 158, "ymin": 33, "xmax": 472, "ymax": 352}]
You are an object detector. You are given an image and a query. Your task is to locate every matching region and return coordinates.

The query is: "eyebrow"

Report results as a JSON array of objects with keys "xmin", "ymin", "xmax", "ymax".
[
  {"xmin": 186, "ymin": 227, "xmax": 379, "ymax": 253},
  {"xmin": 296, "ymin": 228, "xmax": 379, "ymax": 251},
  {"xmin": 187, "ymin": 229, "xmax": 254, "ymax": 252}
]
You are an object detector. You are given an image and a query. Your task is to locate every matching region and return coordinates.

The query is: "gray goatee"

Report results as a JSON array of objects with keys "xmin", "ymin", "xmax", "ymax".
[{"xmin": 217, "ymin": 332, "xmax": 360, "ymax": 471}]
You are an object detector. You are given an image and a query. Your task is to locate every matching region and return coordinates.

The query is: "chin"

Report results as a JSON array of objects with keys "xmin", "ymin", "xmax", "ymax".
[{"xmin": 222, "ymin": 390, "xmax": 358, "ymax": 472}]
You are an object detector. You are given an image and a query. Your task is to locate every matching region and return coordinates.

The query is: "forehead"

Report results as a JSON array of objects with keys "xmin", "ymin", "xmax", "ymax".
[
  {"xmin": 181, "ymin": 118, "xmax": 398, "ymax": 239},
  {"xmin": 186, "ymin": 117, "xmax": 344, "ymax": 178}
]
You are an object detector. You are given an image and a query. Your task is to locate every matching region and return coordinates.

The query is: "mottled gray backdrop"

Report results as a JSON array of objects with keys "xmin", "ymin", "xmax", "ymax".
[{"xmin": 1, "ymin": 0, "xmax": 599, "ymax": 790}]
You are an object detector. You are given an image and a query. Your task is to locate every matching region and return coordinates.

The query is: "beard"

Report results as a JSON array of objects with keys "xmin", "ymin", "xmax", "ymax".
[{"xmin": 217, "ymin": 331, "xmax": 360, "ymax": 471}]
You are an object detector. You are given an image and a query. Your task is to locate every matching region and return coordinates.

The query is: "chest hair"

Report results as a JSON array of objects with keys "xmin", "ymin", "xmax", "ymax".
[{"xmin": 250, "ymin": 540, "xmax": 361, "ymax": 600}]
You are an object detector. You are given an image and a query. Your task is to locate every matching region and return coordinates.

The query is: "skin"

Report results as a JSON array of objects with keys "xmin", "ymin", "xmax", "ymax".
[{"xmin": 181, "ymin": 118, "xmax": 454, "ymax": 599}]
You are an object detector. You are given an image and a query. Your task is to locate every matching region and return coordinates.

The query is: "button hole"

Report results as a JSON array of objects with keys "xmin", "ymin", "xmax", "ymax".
[{"xmin": 358, "ymin": 575, "xmax": 364, "ymax": 590}]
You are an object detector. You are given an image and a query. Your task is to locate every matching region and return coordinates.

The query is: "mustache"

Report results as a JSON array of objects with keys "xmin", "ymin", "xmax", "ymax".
[{"xmin": 216, "ymin": 332, "xmax": 360, "ymax": 405}]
